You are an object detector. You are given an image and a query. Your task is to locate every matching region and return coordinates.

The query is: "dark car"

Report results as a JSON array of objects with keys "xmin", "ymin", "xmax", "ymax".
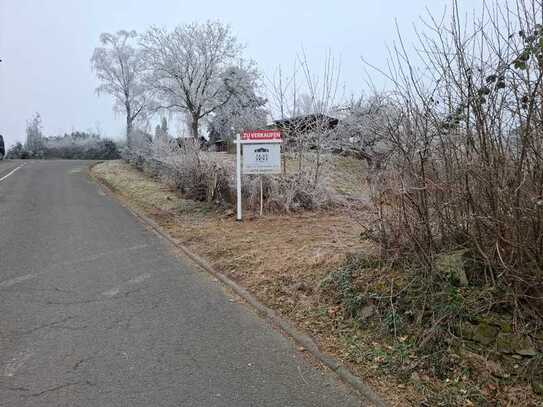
[{"xmin": 0, "ymin": 135, "xmax": 5, "ymax": 159}]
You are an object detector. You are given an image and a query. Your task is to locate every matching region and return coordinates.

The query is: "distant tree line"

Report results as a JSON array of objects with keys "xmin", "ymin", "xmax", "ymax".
[{"xmin": 6, "ymin": 113, "xmax": 120, "ymax": 160}]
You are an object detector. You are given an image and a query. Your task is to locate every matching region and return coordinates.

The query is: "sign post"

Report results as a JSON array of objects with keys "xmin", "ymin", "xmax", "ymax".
[
  {"xmin": 236, "ymin": 133, "xmax": 242, "ymax": 221},
  {"xmin": 236, "ymin": 130, "xmax": 282, "ymax": 221}
]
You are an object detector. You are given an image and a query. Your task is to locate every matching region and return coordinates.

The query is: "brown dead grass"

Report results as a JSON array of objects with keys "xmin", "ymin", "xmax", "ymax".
[{"xmin": 90, "ymin": 160, "xmax": 433, "ymax": 406}]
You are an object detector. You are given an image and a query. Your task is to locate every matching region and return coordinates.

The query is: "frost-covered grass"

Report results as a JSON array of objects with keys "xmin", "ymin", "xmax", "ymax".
[{"xmin": 205, "ymin": 151, "xmax": 370, "ymax": 199}]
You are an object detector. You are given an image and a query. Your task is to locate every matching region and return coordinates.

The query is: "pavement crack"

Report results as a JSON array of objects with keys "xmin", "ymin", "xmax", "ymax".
[
  {"xmin": 72, "ymin": 356, "xmax": 94, "ymax": 371},
  {"xmin": 15, "ymin": 287, "xmax": 77, "ymax": 295},
  {"xmin": 1, "ymin": 385, "xmax": 30, "ymax": 392},
  {"xmin": 45, "ymin": 299, "xmax": 99, "ymax": 305},
  {"xmin": 23, "ymin": 380, "xmax": 95, "ymax": 398},
  {"xmin": 56, "ymin": 324, "xmax": 89, "ymax": 331},
  {"xmin": 21, "ymin": 316, "xmax": 77, "ymax": 335},
  {"xmin": 123, "ymin": 285, "xmax": 147, "ymax": 297}
]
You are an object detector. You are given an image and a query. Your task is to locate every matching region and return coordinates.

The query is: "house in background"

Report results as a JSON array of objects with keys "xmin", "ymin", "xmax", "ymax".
[
  {"xmin": 273, "ymin": 114, "xmax": 339, "ymax": 150},
  {"xmin": 274, "ymin": 113, "xmax": 339, "ymax": 132}
]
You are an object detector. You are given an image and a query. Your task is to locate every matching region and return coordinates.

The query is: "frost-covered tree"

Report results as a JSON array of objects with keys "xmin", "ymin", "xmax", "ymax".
[
  {"xmin": 37, "ymin": 131, "xmax": 120, "ymax": 159},
  {"xmin": 91, "ymin": 30, "xmax": 148, "ymax": 147},
  {"xmin": 333, "ymin": 95, "xmax": 396, "ymax": 168},
  {"xmin": 25, "ymin": 112, "xmax": 44, "ymax": 155},
  {"xmin": 207, "ymin": 65, "xmax": 268, "ymax": 143},
  {"xmin": 154, "ymin": 116, "xmax": 169, "ymax": 142},
  {"xmin": 6, "ymin": 142, "xmax": 26, "ymax": 159},
  {"xmin": 140, "ymin": 21, "xmax": 246, "ymax": 139}
]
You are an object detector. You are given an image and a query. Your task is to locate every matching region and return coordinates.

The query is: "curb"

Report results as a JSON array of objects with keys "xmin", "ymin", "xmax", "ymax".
[{"xmin": 90, "ymin": 165, "xmax": 389, "ymax": 407}]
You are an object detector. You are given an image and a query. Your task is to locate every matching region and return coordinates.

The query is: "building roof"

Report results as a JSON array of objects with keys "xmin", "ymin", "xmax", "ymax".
[{"xmin": 273, "ymin": 114, "xmax": 339, "ymax": 133}]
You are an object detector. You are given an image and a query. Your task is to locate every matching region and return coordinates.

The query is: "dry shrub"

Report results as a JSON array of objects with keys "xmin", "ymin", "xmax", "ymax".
[
  {"xmin": 367, "ymin": 0, "xmax": 543, "ymax": 325},
  {"xmin": 244, "ymin": 171, "xmax": 335, "ymax": 213},
  {"xmin": 128, "ymin": 136, "xmax": 335, "ymax": 212},
  {"xmin": 125, "ymin": 138, "xmax": 231, "ymax": 205},
  {"xmin": 157, "ymin": 139, "xmax": 234, "ymax": 204}
]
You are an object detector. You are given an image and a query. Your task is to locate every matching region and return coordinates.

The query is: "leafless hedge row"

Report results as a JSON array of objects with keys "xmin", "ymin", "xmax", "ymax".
[{"xmin": 125, "ymin": 138, "xmax": 334, "ymax": 213}]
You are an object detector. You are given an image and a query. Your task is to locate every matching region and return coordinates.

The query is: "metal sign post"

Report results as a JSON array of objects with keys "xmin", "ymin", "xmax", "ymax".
[
  {"xmin": 260, "ymin": 177, "xmax": 263, "ymax": 217},
  {"xmin": 236, "ymin": 133, "xmax": 242, "ymax": 221},
  {"xmin": 236, "ymin": 130, "xmax": 282, "ymax": 221}
]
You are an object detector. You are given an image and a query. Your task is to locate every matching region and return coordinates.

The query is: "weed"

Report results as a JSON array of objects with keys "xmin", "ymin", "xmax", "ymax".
[
  {"xmin": 383, "ymin": 310, "xmax": 404, "ymax": 335},
  {"xmin": 320, "ymin": 254, "xmax": 381, "ymax": 320}
]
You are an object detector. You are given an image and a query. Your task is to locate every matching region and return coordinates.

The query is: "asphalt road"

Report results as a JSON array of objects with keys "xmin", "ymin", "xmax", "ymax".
[{"xmin": 0, "ymin": 160, "xmax": 361, "ymax": 407}]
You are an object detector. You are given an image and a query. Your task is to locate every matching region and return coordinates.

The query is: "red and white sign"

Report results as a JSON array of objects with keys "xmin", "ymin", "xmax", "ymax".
[
  {"xmin": 241, "ymin": 130, "xmax": 282, "ymax": 141},
  {"xmin": 236, "ymin": 130, "xmax": 283, "ymax": 220}
]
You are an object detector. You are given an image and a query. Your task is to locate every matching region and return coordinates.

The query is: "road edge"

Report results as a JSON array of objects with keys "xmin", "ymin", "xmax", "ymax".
[{"xmin": 89, "ymin": 162, "xmax": 389, "ymax": 407}]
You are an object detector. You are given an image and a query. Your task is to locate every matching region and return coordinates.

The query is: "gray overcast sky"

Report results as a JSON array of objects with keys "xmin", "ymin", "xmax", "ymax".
[{"xmin": 0, "ymin": 0, "xmax": 477, "ymax": 147}]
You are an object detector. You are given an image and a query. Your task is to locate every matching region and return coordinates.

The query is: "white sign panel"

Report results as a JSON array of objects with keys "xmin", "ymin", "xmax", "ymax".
[{"xmin": 243, "ymin": 143, "xmax": 281, "ymax": 174}]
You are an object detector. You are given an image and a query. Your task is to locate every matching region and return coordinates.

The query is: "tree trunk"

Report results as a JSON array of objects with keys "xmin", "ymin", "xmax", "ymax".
[
  {"xmin": 191, "ymin": 115, "xmax": 199, "ymax": 139},
  {"xmin": 126, "ymin": 104, "xmax": 133, "ymax": 148}
]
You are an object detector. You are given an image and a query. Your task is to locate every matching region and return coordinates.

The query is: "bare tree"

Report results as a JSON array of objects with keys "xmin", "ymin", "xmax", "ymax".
[
  {"xmin": 267, "ymin": 51, "xmax": 342, "ymax": 184},
  {"xmin": 332, "ymin": 94, "xmax": 397, "ymax": 168},
  {"xmin": 267, "ymin": 64, "xmax": 299, "ymax": 120},
  {"xmin": 91, "ymin": 30, "xmax": 148, "ymax": 147},
  {"xmin": 140, "ymin": 21, "xmax": 246, "ymax": 139},
  {"xmin": 298, "ymin": 50, "xmax": 342, "ymax": 184}
]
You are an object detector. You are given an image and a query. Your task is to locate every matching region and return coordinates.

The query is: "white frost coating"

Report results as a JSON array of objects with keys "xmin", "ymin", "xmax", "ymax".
[
  {"xmin": 91, "ymin": 30, "xmax": 149, "ymax": 146},
  {"xmin": 3, "ymin": 351, "xmax": 34, "ymax": 377},
  {"xmin": 102, "ymin": 273, "xmax": 152, "ymax": 297},
  {"xmin": 0, "ymin": 273, "xmax": 36, "ymax": 289},
  {"xmin": 140, "ymin": 21, "xmax": 250, "ymax": 139}
]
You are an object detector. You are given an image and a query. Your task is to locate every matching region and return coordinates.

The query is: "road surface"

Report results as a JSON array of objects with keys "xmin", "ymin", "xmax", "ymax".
[{"xmin": 0, "ymin": 160, "xmax": 361, "ymax": 407}]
